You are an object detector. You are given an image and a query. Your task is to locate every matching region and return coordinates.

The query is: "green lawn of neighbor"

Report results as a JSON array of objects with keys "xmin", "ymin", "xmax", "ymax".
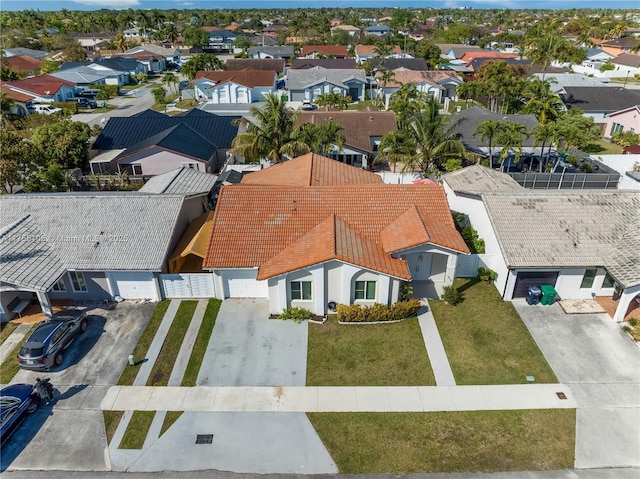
[
  {"xmin": 308, "ymin": 409, "xmax": 575, "ymax": 474},
  {"xmin": 430, "ymin": 279, "xmax": 558, "ymax": 385},
  {"xmin": 307, "ymin": 316, "xmax": 435, "ymax": 386}
]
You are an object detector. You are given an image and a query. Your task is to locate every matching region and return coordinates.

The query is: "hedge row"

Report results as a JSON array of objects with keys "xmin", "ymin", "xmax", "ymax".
[
  {"xmin": 52, "ymin": 101, "xmax": 78, "ymax": 115},
  {"xmin": 88, "ymin": 83, "xmax": 120, "ymax": 98},
  {"xmin": 336, "ymin": 299, "xmax": 422, "ymax": 323}
]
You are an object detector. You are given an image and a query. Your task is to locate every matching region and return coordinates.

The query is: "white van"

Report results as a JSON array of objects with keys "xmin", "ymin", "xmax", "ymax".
[{"xmin": 27, "ymin": 104, "xmax": 63, "ymax": 115}]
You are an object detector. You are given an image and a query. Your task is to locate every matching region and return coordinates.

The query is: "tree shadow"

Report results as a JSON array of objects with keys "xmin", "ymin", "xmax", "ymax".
[{"xmin": 457, "ymin": 278, "xmax": 481, "ymax": 294}]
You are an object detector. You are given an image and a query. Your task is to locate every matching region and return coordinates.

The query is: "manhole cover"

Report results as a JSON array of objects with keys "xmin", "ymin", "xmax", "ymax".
[
  {"xmin": 195, "ymin": 434, "xmax": 214, "ymax": 444},
  {"xmin": 556, "ymin": 392, "xmax": 567, "ymax": 400}
]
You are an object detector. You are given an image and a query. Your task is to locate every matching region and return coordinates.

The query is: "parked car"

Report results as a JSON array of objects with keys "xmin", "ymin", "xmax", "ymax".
[
  {"xmin": 76, "ymin": 89, "xmax": 100, "ymax": 99},
  {"xmin": 17, "ymin": 309, "xmax": 88, "ymax": 371},
  {"xmin": 26, "ymin": 104, "xmax": 63, "ymax": 115},
  {"xmin": 301, "ymin": 99, "xmax": 314, "ymax": 111},
  {"xmin": 72, "ymin": 97, "xmax": 98, "ymax": 109},
  {"xmin": 0, "ymin": 383, "xmax": 40, "ymax": 448}
]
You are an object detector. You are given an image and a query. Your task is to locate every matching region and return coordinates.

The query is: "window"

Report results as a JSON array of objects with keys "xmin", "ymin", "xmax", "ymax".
[
  {"xmin": 69, "ymin": 272, "xmax": 87, "ymax": 292},
  {"xmin": 610, "ymin": 122, "xmax": 624, "ymax": 135},
  {"xmin": 51, "ymin": 278, "xmax": 66, "ymax": 292},
  {"xmin": 181, "ymin": 162, "xmax": 198, "ymax": 169},
  {"xmin": 580, "ymin": 269, "xmax": 597, "ymax": 289},
  {"xmin": 355, "ymin": 280, "xmax": 376, "ymax": 300},
  {"xmin": 131, "ymin": 164, "xmax": 142, "ymax": 176},
  {"xmin": 602, "ymin": 272, "xmax": 616, "ymax": 289},
  {"xmin": 291, "ymin": 281, "xmax": 312, "ymax": 300}
]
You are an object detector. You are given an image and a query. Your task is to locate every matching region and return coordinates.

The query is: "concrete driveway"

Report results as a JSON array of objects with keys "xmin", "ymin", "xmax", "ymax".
[
  {"xmin": 197, "ymin": 299, "xmax": 308, "ymax": 387},
  {"xmin": 513, "ymin": 302, "xmax": 640, "ymax": 469},
  {"xmin": 2, "ymin": 301, "xmax": 155, "ymax": 472}
]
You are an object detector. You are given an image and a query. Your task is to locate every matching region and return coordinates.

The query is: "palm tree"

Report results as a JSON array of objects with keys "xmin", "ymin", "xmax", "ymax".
[
  {"xmin": 314, "ymin": 92, "xmax": 350, "ymax": 110},
  {"xmin": 531, "ymin": 122, "xmax": 557, "ymax": 172},
  {"xmin": 495, "ymin": 121, "xmax": 528, "ymax": 171},
  {"xmin": 473, "ymin": 120, "xmax": 502, "ymax": 165},
  {"xmin": 113, "ymin": 32, "xmax": 127, "ymax": 53},
  {"xmin": 231, "ymin": 94, "xmax": 308, "ymax": 163},
  {"xmin": 376, "ymin": 130, "xmax": 413, "ymax": 172},
  {"xmin": 295, "ymin": 121, "xmax": 345, "ymax": 155}
]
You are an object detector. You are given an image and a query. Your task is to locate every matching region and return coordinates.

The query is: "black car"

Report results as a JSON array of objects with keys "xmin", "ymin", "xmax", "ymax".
[
  {"xmin": 74, "ymin": 97, "xmax": 98, "ymax": 109},
  {"xmin": 17, "ymin": 309, "xmax": 88, "ymax": 371},
  {"xmin": 0, "ymin": 383, "xmax": 40, "ymax": 448},
  {"xmin": 76, "ymin": 89, "xmax": 100, "ymax": 99}
]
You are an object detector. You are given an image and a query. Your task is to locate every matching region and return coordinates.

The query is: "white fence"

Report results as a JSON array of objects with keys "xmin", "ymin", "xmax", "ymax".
[
  {"xmin": 455, "ymin": 254, "xmax": 496, "ymax": 278},
  {"xmin": 160, "ymin": 273, "xmax": 216, "ymax": 299}
]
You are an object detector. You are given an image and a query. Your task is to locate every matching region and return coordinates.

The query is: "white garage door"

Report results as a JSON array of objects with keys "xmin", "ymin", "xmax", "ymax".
[
  {"xmin": 109, "ymin": 272, "xmax": 159, "ymax": 301},
  {"xmin": 225, "ymin": 269, "xmax": 268, "ymax": 298}
]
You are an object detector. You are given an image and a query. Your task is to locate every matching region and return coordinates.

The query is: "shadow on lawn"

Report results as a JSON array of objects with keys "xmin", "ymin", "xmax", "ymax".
[{"xmin": 456, "ymin": 278, "xmax": 481, "ymax": 294}]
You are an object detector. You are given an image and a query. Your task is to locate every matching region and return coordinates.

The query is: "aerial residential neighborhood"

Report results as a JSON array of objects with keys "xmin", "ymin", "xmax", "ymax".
[{"xmin": 0, "ymin": 2, "xmax": 639, "ymax": 478}]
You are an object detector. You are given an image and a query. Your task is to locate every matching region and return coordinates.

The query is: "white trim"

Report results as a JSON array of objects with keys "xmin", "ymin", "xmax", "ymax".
[{"xmin": 69, "ymin": 271, "xmax": 88, "ymax": 293}]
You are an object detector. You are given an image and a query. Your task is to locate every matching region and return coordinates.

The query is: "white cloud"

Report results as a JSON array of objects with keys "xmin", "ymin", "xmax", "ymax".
[
  {"xmin": 72, "ymin": 0, "xmax": 140, "ymax": 7},
  {"xmin": 180, "ymin": 1, "xmax": 195, "ymax": 5}
]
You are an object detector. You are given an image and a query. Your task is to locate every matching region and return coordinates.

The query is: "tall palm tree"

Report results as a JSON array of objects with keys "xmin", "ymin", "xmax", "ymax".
[
  {"xmin": 531, "ymin": 122, "xmax": 557, "ymax": 172},
  {"xmin": 231, "ymin": 94, "xmax": 308, "ymax": 163},
  {"xmin": 495, "ymin": 121, "xmax": 528, "ymax": 171},
  {"xmin": 473, "ymin": 120, "xmax": 501, "ymax": 165},
  {"xmin": 315, "ymin": 92, "xmax": 349, "ymax": 110},
  {"xmin": 295, "ymin": 121, "xmax": 345, "ymax": 156},
  {"xmin": 376, "ymin": 130, "xmax": 413, "ymax": 172}
]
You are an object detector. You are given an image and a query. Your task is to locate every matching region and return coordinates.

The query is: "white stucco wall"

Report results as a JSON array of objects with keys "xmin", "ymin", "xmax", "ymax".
[{"xmin": 118, "ymin": 149, "xmax": 207, "ymax": 176}]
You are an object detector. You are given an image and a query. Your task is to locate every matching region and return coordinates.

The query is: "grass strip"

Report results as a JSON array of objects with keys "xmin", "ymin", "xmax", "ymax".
[
  {"xmin": 181, "ymin": 299, "xmax": 221, "ymax": 387},
  {"xmin": 119, "ymin": 411, "xmax": 156, "ymax": 449},
  {"xmin": 147, "ymin": 300, "xmax": 198, "ymax": 387},
  {"xmin": 103, "ymin": 411, "xmax": 124, "ymax": 445},
  {"xmin": 117, "ymin": 300, "xmax": 170, "ymax": 386},
  {"xmin": 431, "ymin": 279, "xmax": 558, "ymax": 385},
  {"xmin": 160, "ymin": 411, "xmax": 184, "ymax": 437},
  {"xmin": 308, "ymin": 409, "xmax": 575, "ymax": 474},
  {"xmin": 0, "ymin": 324, "xmax": 37, "ymax": 384},
  {"xmin": 0, "ymin": 321, "xmax": 19, "ymax": 345},
  {"xmin": 307, "ymin": 316, "xmax": 435, "ymax": 386}
]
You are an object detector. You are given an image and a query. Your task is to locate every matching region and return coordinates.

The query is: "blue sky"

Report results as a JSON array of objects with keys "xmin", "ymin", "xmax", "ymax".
[{"xmin": 2, "ymin": 0, "xmax": 639, "ymax": 10}]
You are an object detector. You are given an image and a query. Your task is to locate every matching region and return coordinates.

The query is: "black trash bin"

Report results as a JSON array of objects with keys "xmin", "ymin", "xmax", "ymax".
[{"xmin": 527, "ymin": 286, "xmax": 542, "ymax": 305}]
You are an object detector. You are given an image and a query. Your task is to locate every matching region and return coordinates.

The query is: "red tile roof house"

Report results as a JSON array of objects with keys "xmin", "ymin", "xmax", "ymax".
[
  {"xmin": 2, "ymin": 73, "xmax": 75, "ymax": 103},
  {"xmin": 1, "ymin": 54, "xmax": 42, "ymax": 77},
  {"xmin": 300, "ymin": 45, "xmax": 351, "ymax": 59},
  {"xmin": 194, "ymin": 70, "xmax": 278, "ymax": 104},
  {"xmin": 203, "ymin": 153, "xmax": 469, "ymax": 316}
]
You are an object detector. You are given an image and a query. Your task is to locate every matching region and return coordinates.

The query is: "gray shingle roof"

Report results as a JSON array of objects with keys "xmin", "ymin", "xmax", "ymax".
[
  {"xmin": 286, "ymin": 67, "xmax": 366, "ymax": 90},
  {"xmin": 0, "ymin": 194, "xmax": 186, "ymax": 274},
  {"xmin": 444, "ymin": 165, "xmax": 522, "ymax": 196},
  {"xmin": 248, "ymin": 46, "xmax": 295, "ymax": 57},
  {"xmin": 139, "ymin": 167, "xmax": 217, "ymax": 195},
  {"xmin": 0, "ymin": 215, "xmax": 66, "ymax": 291},
  {"xmin": 451, "ymin": 106, "xmax": 540, "ymax": 148},
  {"xmin": 482, "ymin": 190, "xmax": 640, "ymax": 288},
  {"xmin": 560, "ymin": 87, "xmax": 640, "ymax": 114}
]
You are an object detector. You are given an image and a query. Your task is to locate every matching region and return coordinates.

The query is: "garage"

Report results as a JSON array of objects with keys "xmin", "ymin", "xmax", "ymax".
[
  {"xmin": 223, "ymin": 269, "xmax": 268, "ymax": 298},
  {"xmin": 513, "ymin": 271, "xmax": 559, "ymax": 298},
  {"xmin": 108, "ymin": 272, "xmax": 159, "ymax": 301}
]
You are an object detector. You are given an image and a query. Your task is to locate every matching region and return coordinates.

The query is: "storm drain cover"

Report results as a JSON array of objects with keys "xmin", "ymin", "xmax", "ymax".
[
  {"xmin": 556, "ymin": 392, "xmax": 567, "ymax": 400},
  {"xmin": 195, "ymin": 434, "xmax": 214, "ymax": 444}
]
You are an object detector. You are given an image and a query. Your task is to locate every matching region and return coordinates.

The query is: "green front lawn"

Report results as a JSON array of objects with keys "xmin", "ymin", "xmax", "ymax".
[
  {"xmin": 308, "ymin": 409, "xmax": 575, "ymax": 474},
  {"xmin": 0, "ymin": 321, "xmax": 19, "ymax": 345},
  {"xmin": 0, "ymin": 324, "xmax": 37, "ymax": 384},
  {"xmin": 181, "ymin": 299, "xmax": 221, "ymax": 386},
  {"xmin": 119, "ymin": 411, "xmax": 156, "ymax": 449},
  {"xmin": 431, "ymin": 279, "xmax": 557, "ymax": 385},
  {"xmin": 307, "ymin": 316, "xmax": 435, "ymax": 386}
]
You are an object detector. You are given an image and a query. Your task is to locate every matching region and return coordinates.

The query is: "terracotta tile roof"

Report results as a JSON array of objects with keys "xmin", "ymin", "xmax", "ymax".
[
  {"xmin": 0, "ymin": 83, "xmax": 35, "ymax": 102},
  {"xmin": 387, "ymin": 70, "xmax": 460, "ymax": 88},
  {"xmin": 301, "ymin": 45, "xmax": 350, "ymax": 57},
  {"xmin": 1, "ymin": 55, "xmax": 41, "ymax": 73},
  {"xmin": 3, "ymin": 74, "xmax": 73, "ymax": 96},
  {"xmin": 296, "ymin": 110, "xmax": 398, "ymax": 153},
  {"xmin": 204, "ymin": 184, "xmax": 468, "ymax": 279},
  {"xmin": 240, "ymin": 153, "xmax": 383, "ymax": 186},
  {"xmin": 225, "ymin": 58, "xmax": 286, "ymax": 74},
  {"xmin": 195, "ymin": 70, "xmax": 276, "ymax": 88},
  {"xmin": 460, "ymin": 51, "xmax": 517, "ymax": 62},
  {"xmin": 355, "ymin": 45, "xmax": 402, "ymax": 55}
]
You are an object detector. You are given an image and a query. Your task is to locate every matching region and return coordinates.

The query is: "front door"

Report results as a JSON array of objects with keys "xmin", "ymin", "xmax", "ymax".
[{"xmin": 430, "ymin": 254, "xmax": 448, "ymax": 283}]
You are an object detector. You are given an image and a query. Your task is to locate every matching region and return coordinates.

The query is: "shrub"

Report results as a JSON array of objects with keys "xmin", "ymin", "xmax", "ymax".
[
  {"xmin": 279, "ymin": 306, "xmax": 312, "ymax": 321},
  {"xmin": 52, "ymin": 101, "xmax": 77, "ymax": 115},
  {"xmin": 88, "ymin": 83, "xmax": 119, "ymax": 98},
  {"xmin": 477, "ymin": 267, "xmax": 497, "ymax": 283},
  {"xmin": 399, "ymin": 281, "xmax": 414, "ymax": 301},
  {"xmin": 628, "ymin": 318, "xmax": 638, "ymax": 327},
  {"xmin": 442, "ymin": 285, "xmax": 463, "ymax": 305},
  {"xmin": 452, "ymin": 212, "xmax": 485, "ymax": 254},
  {"xmin": 337, "ymin": 299, "xmax": 421, "ymax": 322}
]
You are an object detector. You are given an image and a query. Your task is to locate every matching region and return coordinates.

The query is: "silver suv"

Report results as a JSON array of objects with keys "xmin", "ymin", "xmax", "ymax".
[{"xmin": 17, "ymin": 309, "xmax": 88, "ymax": 371}]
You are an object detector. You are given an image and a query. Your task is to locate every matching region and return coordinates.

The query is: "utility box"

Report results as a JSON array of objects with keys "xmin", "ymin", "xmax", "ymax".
[
  {"xmin": 540, "ymin": 285, "xmax": 558, "ymax": 305},
  {"xmin": 527, "ymin": 286, "xmax": 542, "ymax": 305}
]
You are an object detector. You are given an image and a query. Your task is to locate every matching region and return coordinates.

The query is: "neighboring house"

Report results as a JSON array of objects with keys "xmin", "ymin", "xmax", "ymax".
[
  {"xmin": 124, "ymin": 45, "xmax": 180, "ymax": 68},
  {"xmin": 0, "ymin": 83, "xmax": 32, "ymax": 115},
  {"xmin": 123, "ymin": 27, "xmax": 147, "ymax": 41},
  {"xmin": 459, "ymin": 51, "xmax": 517, "ymax": 64},
  {"xmin": 610, "ymin": 54, "xmax": 640, "ymax": 76},
  {"xmin": 534, "ymin": 73, "xmax": 612, "ymax": 94},
  {"xmin": 295, "ymin": 110, "xmax": 398, "ymax": 170},
  {"xmin": 1, "ymin": 55, "xmax": 41, "ymax": 77},
  {"xmin": 226, "ymin": 58, "xmax": 286, "ymax": 75},
  {"xmin": 560, "ymin": 87, "xmax": 640, "ymax": 124},
  {"xmin": 355, "ymin": 44, "xmax": 402, "ymax": 63},
  {"xmin": 598, "ymin": 37, "xmax": 640, "ymax": 57},
  {"xmin": 286, "ymin": 66, "xmax": 366, "ymax": 102},
  {"xmin": 0, "ymin": 193, "xmax": 207, "ymax": 321},
  {"xmin": 364, "ymin": 25, "xmax": 391, "ymax": 37},
  {"xmin": 91, "ymin": 109, "xmax": 239, "ymax": 175},
  {"xmin": 3, "ymin": 47, "xmax": 50, "ymax": 61},
  {"xmin": 370, "ymin": 57, "xmax": 429, "ymax": 71},
  {"xmin": 443, "ymin": 167, "xmax": 640, "ymax": 323},
  {"xmin": 49, "ymin": 62, "xmax": 130, "ymax": 87},
  {"xmin": 330, "ymin": 24, "xmax": 361, "ymax": 36},
  {"xmin": 248, "ymin": 46, "xmax": 295, "ymax": 61},
  {"xmin": 300, "ymin": 45, "xmax": 350, "ymax": 59},
  {"xmin": 604, "ymin": 105, "xmax": 640, "ymax": 139},
  {"xmin": 193, "ymin": 70, "xmax": 277, "ymax": 103},
  {"xmin": 290, "ymin": 59, "xmax": 357, "ymax": 70},
  {"xmin": 572, "ymin": 47, "xmax": 615, "ymax": 73},
  {"xmin": 590, "ymin": 154, "xmax": 640, "ymax": 190},
  {"xmin": 438, "ymin": 44, "xmax": 486, "ymax": 60},
  {"xmin": 451, "ymin": 106, "xmax": 540, "ymax": 163},
  {"xmin": 1, "ymin": 74, "xmax": 75, "ymax": 103},
  {"xmin": 203, "ymin": 29, "xmax": 237, "ymax": 53},
  {"xmin": 381, "ymin": 69, "xmax": 463, "ymax": 103},
  {"xmin": 75, "ymin": 33, "xmax": 115, "ymax": 52},
  {"xmin": 203, "ymin": 153, "xmax": 469, "ymax": 315}
]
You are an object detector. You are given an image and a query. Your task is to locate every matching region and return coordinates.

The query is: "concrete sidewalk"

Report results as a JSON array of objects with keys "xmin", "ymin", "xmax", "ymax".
[
  {"xmin": 101, "ymin": 383, "xmax": 576, "ymax": 412},
  {"xmin": 417, "ymin": 303, "xmax": 456, "ymax": 386}
]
